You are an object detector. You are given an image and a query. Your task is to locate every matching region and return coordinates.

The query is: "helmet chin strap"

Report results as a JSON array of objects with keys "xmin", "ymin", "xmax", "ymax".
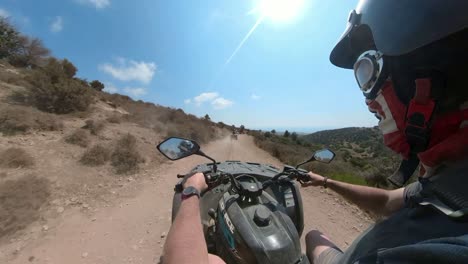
[{"xmin": 388, "ymin": 79, "xmax": 437, "ymax": 187}]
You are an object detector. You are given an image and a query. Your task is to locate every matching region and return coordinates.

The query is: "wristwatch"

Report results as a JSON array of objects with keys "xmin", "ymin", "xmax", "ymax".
[
  {"xmin": 181, "ymin": 186, "xmax": 201, "ymax": 200},
  {"xmin": 323, "ymin": 177, "xmax": 329, "ymax": 189}
]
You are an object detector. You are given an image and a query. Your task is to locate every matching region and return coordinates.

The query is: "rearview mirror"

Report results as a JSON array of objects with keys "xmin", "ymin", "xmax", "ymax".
[
  {"xmin": 313, "ymin": 149, "xmax": 335, "ymax": 163},
  {"xmin": 157, "ymin": 137, "xmax": 200, "ymax": 161}
]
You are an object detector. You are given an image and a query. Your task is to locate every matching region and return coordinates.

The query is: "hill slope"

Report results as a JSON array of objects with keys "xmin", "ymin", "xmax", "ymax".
[{"xmin": 251, "ymin": 127, "xmax": 400, "ymax": 187}]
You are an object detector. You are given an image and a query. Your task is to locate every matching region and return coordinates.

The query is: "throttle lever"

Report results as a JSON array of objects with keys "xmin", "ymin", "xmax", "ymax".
[{"xmin": 296, "ymin": 171, "xmax": 311, "ymax": 184}]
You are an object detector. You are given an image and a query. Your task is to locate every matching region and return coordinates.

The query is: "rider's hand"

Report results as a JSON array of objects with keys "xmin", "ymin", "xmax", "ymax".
[
  {"xmin": 184, "ymin": 172, "xmax": 208, "ymax": 193},
  {"xmin": 301, "ymin": 171, "xmax": 326, "ymax": 187}
]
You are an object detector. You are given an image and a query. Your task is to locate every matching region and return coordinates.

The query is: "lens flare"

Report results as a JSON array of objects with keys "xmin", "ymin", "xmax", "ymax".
[{"xmin": 259, "ymin": 0, "xmax": 305, "ymax": 22}]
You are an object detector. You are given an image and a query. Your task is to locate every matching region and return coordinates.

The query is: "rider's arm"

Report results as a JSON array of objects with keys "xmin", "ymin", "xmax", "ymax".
[
  {"xmin": 163, "ymin": 173, "xmax": 210, "ymax": 264},
  {"xmin": 304, "ymin": 172, "xmax": 405, "ymax": 217}
]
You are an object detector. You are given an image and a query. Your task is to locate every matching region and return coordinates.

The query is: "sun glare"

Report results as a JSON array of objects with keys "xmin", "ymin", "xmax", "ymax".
[{"xmin": 259, "ymin": 0, "xmax": 305, "ymax": 23}]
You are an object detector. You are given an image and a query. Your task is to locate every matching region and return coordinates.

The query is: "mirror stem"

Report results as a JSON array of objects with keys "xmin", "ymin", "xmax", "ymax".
[
  {"xmin": 196, "ymin": 150, "xmax": 217, "ymax": 172},
  {"xmin": 295, "ymin": 157, "xmax": 315, "ymax": 169}
]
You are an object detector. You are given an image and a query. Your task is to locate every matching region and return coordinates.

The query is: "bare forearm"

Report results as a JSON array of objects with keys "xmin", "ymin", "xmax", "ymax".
[
  {"xmin": 163, "ymin": 197, "xmax": 208, "ymax": 264},
  {"xmin": 327, "ymin": 179, "xmax": 403, "ymax": 216}
]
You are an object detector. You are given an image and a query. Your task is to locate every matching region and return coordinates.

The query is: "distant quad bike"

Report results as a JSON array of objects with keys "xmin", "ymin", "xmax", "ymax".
[{"xmin": 231, "ymin": 134, "xmax": 238, "ymax": 140}]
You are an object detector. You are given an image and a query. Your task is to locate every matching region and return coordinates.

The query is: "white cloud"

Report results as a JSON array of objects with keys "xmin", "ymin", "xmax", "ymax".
[
  {"xmin": 194, "ymin": 92, "xmax": 219, "ymax": 106},
  {"xmin": 103, "ymin": 83, "xmax": 119, "ymax": 93},
  {"xmin": 103, "ymin": 83, "xmax": 147, "ymax": 98},
  {"xmin": 50, "ymin": 16, "xmax": 63, "ymax": 33},
  {"xmin": 77, "ymin": 0, "xmax": 110, "ymax": 9},
  {"xmin": 99, "ymin": 58, "xmax": 157, "ymax": 84},
  {"xmin": 251, "ymin": 94, "xmax": 261, "ymax": 100},
  {"xmin": 0, "ymin": 8, "xmax": 10, "ymax": 18},
  {"xmin": 185, "ymin": 92, "xmax": 233, "ymax": 110},
  {"xmin": 212, "ymin": 97, "xmax": 233, "ymax": 109},
  {"xmin": 123, "ymin": 87, "xmax": 147, "ymax": 97}
]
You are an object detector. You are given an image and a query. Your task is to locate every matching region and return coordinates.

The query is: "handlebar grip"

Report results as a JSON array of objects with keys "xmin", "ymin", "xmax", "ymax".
[{"xmin": 177, "ymin": 174, "xmax": 185, "ymax": 178}]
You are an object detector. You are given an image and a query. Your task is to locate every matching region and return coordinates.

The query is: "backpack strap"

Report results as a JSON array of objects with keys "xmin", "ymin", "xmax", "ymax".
[{"xmin": 388, "ymin": 79, "xmax": 437, "ymax": 187}]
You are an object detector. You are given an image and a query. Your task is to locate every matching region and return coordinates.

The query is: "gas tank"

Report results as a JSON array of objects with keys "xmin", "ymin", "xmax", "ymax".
[{"xmin": 215, "ymin": 191, "xmax": 303, "ymax": 264}]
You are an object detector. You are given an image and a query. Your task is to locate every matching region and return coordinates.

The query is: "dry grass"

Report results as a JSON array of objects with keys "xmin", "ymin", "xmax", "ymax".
[
  {"xmin": 0, "ymin": 148, "xmax": 34, "ymax": 168},
  {"xmin": 99, "ymin": 92, "xmax": 224, "ymax": 144},
  {"xmin": 0, "ymin": 175, "xmax": 50, "ymax": 237},
  {"xmin": 111, "ymin": 134, "xmax": 144, "ymax": 174},
  {"xmin": 0, "ymin": 105, "xmax": 63, "ymax": 136},
  {"xmin": 64, "ymin": 129, "xmax": 90, "ymax": 147},
  {"xmin": 82, "ymin": 119, "xmax": 105, "ymax": 135},
  {"xmin": 80, "ymin": 144, "xmax": 111, "ymax": 166},
  {"xmin": 0, "ymin": 68, "xmax": 29, "ymax": 87}
]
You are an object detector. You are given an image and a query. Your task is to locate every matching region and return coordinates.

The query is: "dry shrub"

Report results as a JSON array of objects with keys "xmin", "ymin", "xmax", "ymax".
[
  {"xmin": 0, "ymin": 148, "xmax": 34, "ymax": 168},
  {"xmin": 83, "ymin": 119, "xmax": 105, "ymax": 135},
  {"xmin": 23, "ymin": 58, "xmax": 92, "ymax": 114},
  {"xmin": 106, "ymin": 115, "xmax": 121, "ymax": 124},
  {"xmin": 111, "ymin": 134, "xmax": 144, "ymax": 174},
  {"xmin": 0, "ymin": 105, "xmax": 63, "ymax": 135},
  {"xmin": 27, "ymin": 71, "xmax": 92, "ymax": 114},
  {"xmin": 0, "ymin": 175, "xmax": 50, "ymax": 237},
  {"xmin": 64, "ymin": 129, "xmax": 90, "ymax": 147},
  {"xmin": 80, "ymin": 144, "xmax": 110, "ymax": 166}
]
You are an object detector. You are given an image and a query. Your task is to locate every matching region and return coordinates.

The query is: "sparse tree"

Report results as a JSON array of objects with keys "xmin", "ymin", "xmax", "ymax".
[
  {"xmin": 25, "ymin": 38, "xmax": 50, "ymax": 67},
  {"xmin": 283, "ymin": 130, "xmax": 290, "ymax": 138},
  {"xmin": 291, "ymin": 132, "xmax": 298, "ymax": 141},
  {"xmin": 62, "ymin": 59, "xmax": 77, "ymax": 78},
  {"xmin": 90, "ymin": 80, "xmax": 105, "ymax": 91},
  {"xmin": 271, "ymin": 129, "xmax": 276, "ymax": 135},
  {"xmin": 7, "ymin": 36, "xmax": 50, "ymax": 68},
  {"xmin": 0, "ymin": 17, "xmax": 21, "ymax": 59},
  {"xmin": 204, "ymin": 114, "xmax": 211, "ymax": 121},
  {"xmin": 264, "ymin": 131, "xmax": 272, "ymax": 138},
  {"xmin": 239, "ymin": 125, "xmax": 245, "ymax": 134}
]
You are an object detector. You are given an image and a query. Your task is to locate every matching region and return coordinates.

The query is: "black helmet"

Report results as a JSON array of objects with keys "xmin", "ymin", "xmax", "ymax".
[{"xmin": 330, "ymin": 0, "xmax": 468, "ymax": 69}]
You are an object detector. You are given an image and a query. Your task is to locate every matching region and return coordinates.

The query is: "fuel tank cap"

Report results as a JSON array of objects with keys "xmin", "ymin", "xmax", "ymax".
[{"xmin": 254, "ymin": 207, "xmax": 271, "ymax": 227}]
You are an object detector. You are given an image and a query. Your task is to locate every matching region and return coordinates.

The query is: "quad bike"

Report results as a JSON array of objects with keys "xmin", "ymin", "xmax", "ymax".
[{"xmin": 157, "ymin": 137, "xmax": 335, "ymax": 264}]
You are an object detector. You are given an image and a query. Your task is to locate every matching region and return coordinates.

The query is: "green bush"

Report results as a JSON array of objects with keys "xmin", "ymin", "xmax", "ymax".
[
  {"xmin": 329, "ymin": 173, "xmax": 367, "ymax": 186},
  {"xmin": 90, "ymin": 80, "xmax": 104, "ymax": 91}
]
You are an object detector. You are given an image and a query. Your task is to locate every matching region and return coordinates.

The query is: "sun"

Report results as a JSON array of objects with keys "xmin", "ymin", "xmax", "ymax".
[{"xmin": 258, "ymin": 0, "xmax": 305, "ymax": 23}]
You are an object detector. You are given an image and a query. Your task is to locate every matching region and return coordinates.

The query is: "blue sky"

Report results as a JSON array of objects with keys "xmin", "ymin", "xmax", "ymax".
[{"xmin": 1, "ymin": 0, "xmax": 377, "ymax": 132}]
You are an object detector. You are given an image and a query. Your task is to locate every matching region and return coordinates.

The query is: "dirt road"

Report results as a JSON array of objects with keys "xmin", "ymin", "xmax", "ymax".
[{"xmin": 3, "ymin": 135, "xmax": 372, "ymax": 264}]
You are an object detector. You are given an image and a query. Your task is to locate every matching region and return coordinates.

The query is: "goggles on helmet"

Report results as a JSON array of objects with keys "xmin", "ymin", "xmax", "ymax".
[{"xmin": 353, "ymin": 50, "xmax": 387, "ymax": 99}]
